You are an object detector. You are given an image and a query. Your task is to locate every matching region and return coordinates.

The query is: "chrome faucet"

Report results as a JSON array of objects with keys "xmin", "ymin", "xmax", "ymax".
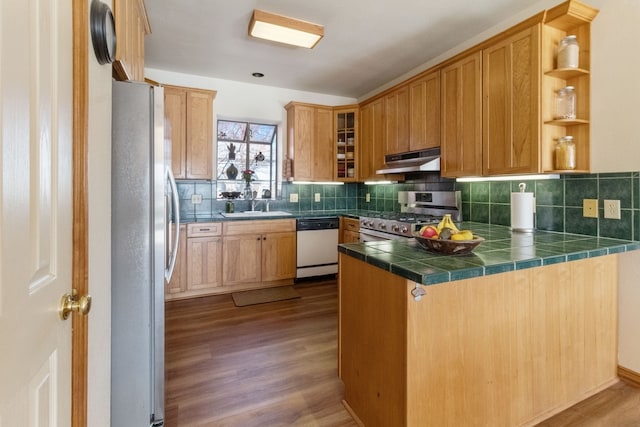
[{"xmin": 251, "ymin": 198, "xmax": 270, "ymax": 212}]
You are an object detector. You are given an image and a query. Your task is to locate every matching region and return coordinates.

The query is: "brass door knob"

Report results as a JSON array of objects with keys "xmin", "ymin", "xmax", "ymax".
[{"xmin": 59, "ymin": 290, "xmax": 92, "ymax": 320}]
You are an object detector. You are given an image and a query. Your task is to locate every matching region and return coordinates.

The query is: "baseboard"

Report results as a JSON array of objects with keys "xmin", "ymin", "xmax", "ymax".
[
  {"xmin": 342, "ymin": 400, "xmax": 365, "ymax": 427},
  {"xmin": 618, "ymin": 365, "xmax": 640, "ymax": 387}
]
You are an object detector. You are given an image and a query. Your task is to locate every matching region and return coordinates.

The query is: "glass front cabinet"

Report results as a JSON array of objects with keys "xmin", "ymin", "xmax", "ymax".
[{"xmin": 334, "ymin": 106, "xmax": 359, "ymax": 182}]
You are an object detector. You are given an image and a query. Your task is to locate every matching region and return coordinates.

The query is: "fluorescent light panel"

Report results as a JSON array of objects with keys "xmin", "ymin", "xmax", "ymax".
[
  {"xmin": 292, "ymin": 181, "xmax": 343, "ymax": 185},
  {"xmin": 364, "ymin": 180, "xmax": 397, "ymax": 185},
  {"xmin": 456, "ymin": 174, "xmax": 560, "ymax": 183},
  {"xmin": 249, "ymin": 10, "xmax": 324, "ymax": 49}
]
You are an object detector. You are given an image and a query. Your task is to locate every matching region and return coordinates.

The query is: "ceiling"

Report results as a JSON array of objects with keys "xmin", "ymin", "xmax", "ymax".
[{"xmin": 144, "ymin": 0, "xmax": 544, "ymax": 99}]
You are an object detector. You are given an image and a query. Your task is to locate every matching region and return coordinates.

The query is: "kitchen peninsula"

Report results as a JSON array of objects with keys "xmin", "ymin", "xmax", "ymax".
[{"xmin": 338, "ymin": 222, "xmax": 639, "ymax": 427}]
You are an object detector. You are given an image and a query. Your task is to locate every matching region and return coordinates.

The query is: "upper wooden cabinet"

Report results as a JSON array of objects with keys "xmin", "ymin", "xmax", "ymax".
[
  {"xmin": 481, "ymin": 2, "xmax": 597, "ymax": 175},
  {"xmin": 384, "ymin": 86, "xmax": 410, "ymax": 155},
  {"xmin": 284, "ymin": 102, "xmax": 334, "ymax": 181},
  {"xmin": 334, "ymin": 106, "xmax": 359, "ymax": 182},
  {"xmin": 540, "ymin": 1, "xmax": 597, "ymax": 173},
  {"xmin": 359, "ymin": 98, "xmax": 386, "ymax": 181},
  {"xmin": 164, "ymin": 84, "xmax": 216, "ymax": 180},
  {"xmin": 409, "ymin": 70, "xmax": 441, "ymax": 151},
  {"xmin": 441, "ymin": 51, "xmax": 483, "ymax": 178},
  {"xmin": 112, "ymin": 0, "xmax": 150, "ymax": 81},
  {"xmin": 483, "ymin": 23, "xmax": 541, "ymax": 175},
  {"xmin": 384, "ymin": 70, "xmax": 440, "ymax": 157}
]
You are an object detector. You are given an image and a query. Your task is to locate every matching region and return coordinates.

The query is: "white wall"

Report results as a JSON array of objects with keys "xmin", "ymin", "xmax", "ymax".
[
  {"xmin": 589, "ymin": 0, "xmax": 640, "ymax": 173},
  {"xmin": 87, "ymin": 0, "xmax": 113, "ymax": 424},
  {"xmin": 145, "ymin": 68, "xmax": 357, "ymax": 125}
]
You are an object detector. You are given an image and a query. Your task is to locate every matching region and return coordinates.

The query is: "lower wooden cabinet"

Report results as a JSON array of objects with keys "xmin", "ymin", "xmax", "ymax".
[
  {"xmin": 221, "ymin": 233, "xmax": 262, "ymax": 285},
  {"xmin": 166, "ymin": 222, "xmax": 223, "ymax": 301},
  {"xmin": 187, "ymin": 237, "xmax": 223, "ymax": 291},
  {"xmin": 166, "ymin": 219, "xmax": 297, "ymax": 300},
  {"xmin": 222, "ymin": 219, "xmax": 296, "ymax": 288},
  {"xmin": 261, "ymin": 231, "xmax": 297, "ymax": 282},
  {"xmin": 165, "ymin": 224, "xmax": 187, "ymax": 298},
  {"xmin": 339, "ymin": 217, "xmax": 360, "ymax": 243}
]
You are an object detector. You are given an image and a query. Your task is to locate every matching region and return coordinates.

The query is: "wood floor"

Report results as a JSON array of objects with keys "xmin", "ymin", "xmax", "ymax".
[{"xmin": 164, "ymin": 280, "xmax": 640, "ymax": 427}]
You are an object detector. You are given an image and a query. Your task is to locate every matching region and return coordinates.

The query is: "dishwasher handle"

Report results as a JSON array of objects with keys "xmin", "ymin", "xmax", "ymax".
[{"xmin": 296, "ymin": 217, "xmax": 339, "ymax": 231}]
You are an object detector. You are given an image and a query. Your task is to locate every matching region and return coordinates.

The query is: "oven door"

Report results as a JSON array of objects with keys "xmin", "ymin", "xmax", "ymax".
[{"xmin": 359, "ymin": 228, "xmax": 411, "ymax": 242}]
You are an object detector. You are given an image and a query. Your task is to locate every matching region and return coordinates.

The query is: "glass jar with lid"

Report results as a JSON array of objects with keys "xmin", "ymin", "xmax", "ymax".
[
  {"xmin": 554, "ymin": 86, "xmax": 576, "ymax": 120},
  {"xmin": 557, "ymin": 35, "xmax": 579, "ymax": 69},
  {"xmin": 554, "ymin": 135, "xmax": 576, "ymax": 170}
]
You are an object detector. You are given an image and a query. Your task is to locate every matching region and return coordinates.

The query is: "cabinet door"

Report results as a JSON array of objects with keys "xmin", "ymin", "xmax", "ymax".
[
  {"xmin": 261, "ymin": 232, "xmax": 297, "ymax": 282},
  {"xmin": 166, "ymin": 224, "xmax": 187, "ymax": 297},
  {"xmin": 186, "ymin": 90, "xmax": 213, "ymax": 179},
  {"xmin": 441, "ymin": 51, "xmax": 483, "ymax": 178},
  {"xmin": 385, "ymin": 86, "xmax": 410, "ymax": 155},
  {"xmin": 371, "ymin": 98, "xmax": 386, "ymax": 172},
  {"xmin": 360, "ymin": 98, "xmax": 386, "ymax": 181},
  {"xmin": 112, "ymin": 0, "xmax": 150, "ymax": 81},
  {"xmin": 359, "ymin": 103, "xmax": 374, "ymax": 181},
  {"xmin": 222, "ymin": 234, "xmax": 262, "ymax": 285},
  {"xmin": 187, "ymin": 236, "xmax": 223, "ymax": 290},
  {"xmin": 286, "ymin": 104, "xmax": 314, "ymax": 181},
  {"xmin": 164, "ymin": 87, "xmax": 187, "ymax": 179},
  {"xmin": 483, "ymin": 25, "xmax": 540, "ymax": 175},
  {"xmin": 313, "ymin": 107, "xmax": 334, "ymax": 181},
  {"xmin": 409, "ymin": 71, "xmax": 440, "ymax": 151}
]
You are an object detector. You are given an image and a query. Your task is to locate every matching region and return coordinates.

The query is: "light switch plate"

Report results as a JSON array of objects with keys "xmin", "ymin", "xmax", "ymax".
[
  {"xmin": 191, "ymin": 194, "xmax": 202, "ymax": 204},
  {"xmin": 604, "ymin": 199, "xmax": 621, "ymax": 219},
  {"xmin": 314, "ymin": 193, "xmax": 321, "ymax": 202},
  {"xmin": 366, "ymin": 193, "xmax": 371, "ymax": 203},
  {"xmin": 583, "ymin": 199, "xmax": 598, "ymax": 218},
  {"xmin": 289, "ymin": 193, "xmax": 298, "ymax": 203}
]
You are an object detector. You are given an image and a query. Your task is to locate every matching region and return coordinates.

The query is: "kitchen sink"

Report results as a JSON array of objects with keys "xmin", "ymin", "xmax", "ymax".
[{"xmin": 220, "ymin": 211, "xmax": 293, "ymax": 218}]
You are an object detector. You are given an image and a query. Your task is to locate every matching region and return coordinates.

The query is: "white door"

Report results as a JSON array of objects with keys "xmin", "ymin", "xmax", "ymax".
[{"xmin": 0, "ymin": 0, "xmax": 73, "ymax": 425}]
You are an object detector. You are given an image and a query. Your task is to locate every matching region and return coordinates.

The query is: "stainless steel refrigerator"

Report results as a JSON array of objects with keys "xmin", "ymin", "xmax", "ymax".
[{"xmin": 111, "ymin": 80, "xmax": 180, "ymax": 427}]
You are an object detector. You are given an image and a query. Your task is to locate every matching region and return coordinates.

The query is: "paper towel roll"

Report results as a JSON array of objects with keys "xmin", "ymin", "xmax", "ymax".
[{"xmin": 511, "ymin": 192, "xmax": 535, "ymax": 232}]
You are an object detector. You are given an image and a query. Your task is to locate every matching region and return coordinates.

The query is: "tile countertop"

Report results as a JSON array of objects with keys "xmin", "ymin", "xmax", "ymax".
[
  {"xmin": 179, "ymin": 210, "xmax": 364, "ymax": 223},
  {"xmin": 338, "ymin": 222, "xmax": 640, "ymax": 286}
]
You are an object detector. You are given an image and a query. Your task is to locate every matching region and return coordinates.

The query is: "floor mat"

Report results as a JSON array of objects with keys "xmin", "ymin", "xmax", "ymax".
[{"xmin": 231, "ymin": 286, "xmax": 300, "ymax": 307}]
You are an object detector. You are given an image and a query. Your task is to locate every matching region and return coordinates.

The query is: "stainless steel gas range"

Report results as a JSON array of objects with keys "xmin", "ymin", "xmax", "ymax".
[{"xmin": 359, "ymin": 190, "xmax": 462, "ymax": 242}]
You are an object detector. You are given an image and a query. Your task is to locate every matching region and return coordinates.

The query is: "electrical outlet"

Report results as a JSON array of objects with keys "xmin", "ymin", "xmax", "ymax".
[
  {"xmin": 314, "ymin": 193, "xmax": 321, "ymax": 202},
  {"xmin": 604, "ymin": 199, "xmax": 621, "ymax": 219},
  {"xmin": 289, "ymin": 193, "xmax": 298, "ymax": 203},
  {"xmin": 365, "ymin": 193, "xmax": 371, "ymax": 203},
  {"xmin": 582, "ymin": 199, "xmax": 598, "ymax": 218},
  {"xmin": 191, "ymin": 194, "xmax": 202, "ymax": 204}
]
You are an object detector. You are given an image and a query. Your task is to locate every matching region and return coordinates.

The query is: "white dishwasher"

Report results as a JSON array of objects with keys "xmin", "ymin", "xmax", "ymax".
[{"xmin": 296, "ymin": 217, "xmax": 339, "ymax": 279}]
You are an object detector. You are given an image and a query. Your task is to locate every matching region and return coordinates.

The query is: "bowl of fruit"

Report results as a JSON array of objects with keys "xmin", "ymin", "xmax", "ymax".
[{"xmin": 414, "ymin": 215, "xmax": 484, "ymax": 255}]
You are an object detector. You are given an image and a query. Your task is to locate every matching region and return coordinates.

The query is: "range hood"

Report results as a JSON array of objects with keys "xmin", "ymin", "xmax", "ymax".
[{"xmin": 376, "ymin": 147, "xmax": 440, "ymax": 174}]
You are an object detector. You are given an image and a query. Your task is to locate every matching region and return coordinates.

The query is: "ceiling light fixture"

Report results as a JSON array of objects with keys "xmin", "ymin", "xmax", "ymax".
[
  {"xmin": 252, "ymin": 72, "xmax": 264, "ymax": 78},
  {"xmin": 248, "ymin": 9, "xmax": 324, "ymax": 49}
]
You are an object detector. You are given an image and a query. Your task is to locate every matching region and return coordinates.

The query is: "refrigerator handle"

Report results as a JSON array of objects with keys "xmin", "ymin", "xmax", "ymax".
[{"xmin": 165, "ymin": 167, "xmax": 180, "ymax": 283}]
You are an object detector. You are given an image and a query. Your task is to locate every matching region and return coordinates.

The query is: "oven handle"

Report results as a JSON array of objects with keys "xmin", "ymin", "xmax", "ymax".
[{"xmin": 359, "ymin": 228, "xmax": 411, "ymax": 242}]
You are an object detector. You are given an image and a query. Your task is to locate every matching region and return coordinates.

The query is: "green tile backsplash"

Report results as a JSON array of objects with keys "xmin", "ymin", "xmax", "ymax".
[
  {"xmin": 176, "ymin": 171, "xmax": 639, "ymax": 242},
  {"xmin": 456, "ymin": 172, "xmax": 640, "ymax": 241}
]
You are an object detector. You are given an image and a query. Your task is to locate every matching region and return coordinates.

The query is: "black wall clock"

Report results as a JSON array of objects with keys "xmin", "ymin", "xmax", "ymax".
[{"xmin": 90, "ymin": 0, "xmax": 117, "ymax": 65}]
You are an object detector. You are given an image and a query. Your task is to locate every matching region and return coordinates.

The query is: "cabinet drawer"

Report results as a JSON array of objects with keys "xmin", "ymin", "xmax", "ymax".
[
  {"xmin": 223, "ymin": 219, "xmax": 296, "ymax": 236},
  {"xmin": 187, "ymin": 222, "xmax": 222, "ymax": 237},
  {"xmin": 343, "ymin": 217, "xmax": 360, "ymax": 232}
]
